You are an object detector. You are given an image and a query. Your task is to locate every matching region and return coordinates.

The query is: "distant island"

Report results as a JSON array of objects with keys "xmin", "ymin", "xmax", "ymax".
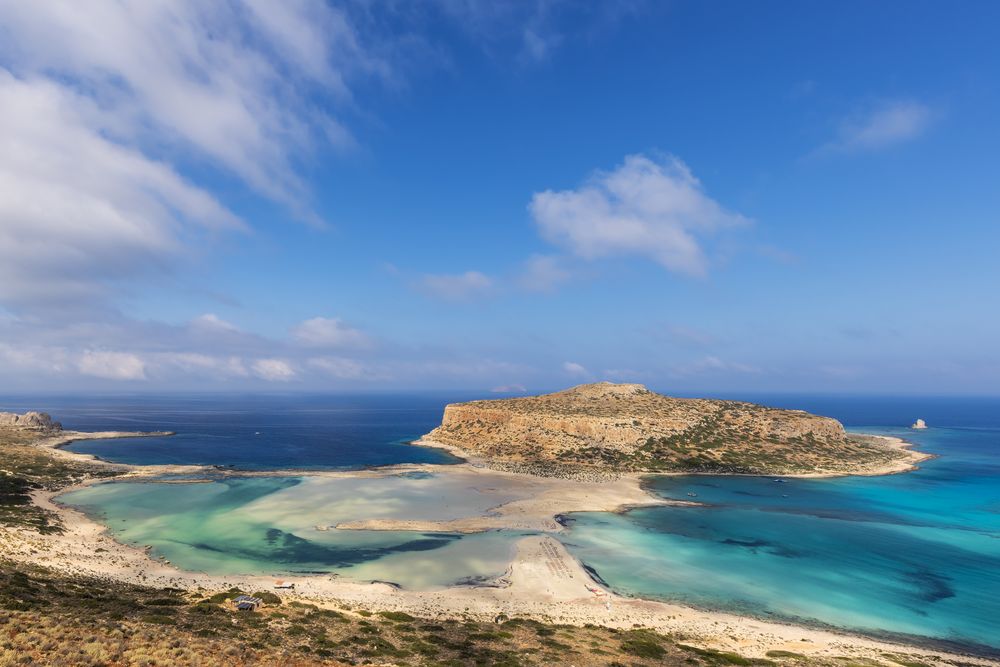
[{"xmin": 421, "ymin": 382, "xmax": 927, "ymax": 476}]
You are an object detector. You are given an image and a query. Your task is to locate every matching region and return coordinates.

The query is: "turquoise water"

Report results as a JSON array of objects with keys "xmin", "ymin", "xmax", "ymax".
[
  {"xmin": 24, "ymin": 395, "xmax": 1000, "ymax": 653},
  {"xmin": 59, "ymin": 474, "xmax": 524, "ymax": 589},
  {"xmin": 561, "ymin": 426, "xmax": 1000, "ymax": 652}
]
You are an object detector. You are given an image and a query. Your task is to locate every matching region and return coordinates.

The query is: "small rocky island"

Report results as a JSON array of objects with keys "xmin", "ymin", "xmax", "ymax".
[{"xmin": 422, "ymin": 382, "xmax": 917, "ymax": 476}]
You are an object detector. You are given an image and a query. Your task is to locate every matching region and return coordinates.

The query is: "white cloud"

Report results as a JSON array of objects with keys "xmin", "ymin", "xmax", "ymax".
[
  {"xmin": 0, "ymin": 1, "xmax": 368, "ymax": 212},
  {"xmin": 190, "ymin": 314, "xmax": 241, "ymax": 334},
  {"xmin": 292, "ymin": 317, "xmax": 370, "ymax": 348},
  {"xmin": 0, "ymin": 342, "xmax": 71, "ymax": 374},
  {"xmin": 0, "ymin": 72, "xmax": 242, "ymax": 308},
  {"xmin": 77, "ymin": 350, "xmax": 146, "ymax": 380},
  {"xmin": 826, "ymin": 101, "xmax": 933, "ymax": 153},
  {"xmin": 419, "ymin": 271, "xmax": 494, "ymax": 301},
  {"xmin": 517, "ymin": 255, "xmax": 572, "ymax": 293},
  {"xmin": 160, "ymin": 352, "xmax": 249, "ymax": 379},
  {"xmin": 530, "ymin": 154, "xmax": 748, "ymax": 276},
  {"xmin": 0, "ymin": 1, "xmax": 382, "ymax": 312},
  {"xmin": 563, "ymin": 361, "xmax": 589, "ymax": 376},
  {"xmin": 251, "ymin": 358, "xmax": 296, "ymax": 382}
]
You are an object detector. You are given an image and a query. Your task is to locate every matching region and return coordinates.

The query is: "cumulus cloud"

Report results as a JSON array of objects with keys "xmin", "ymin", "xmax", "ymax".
[
  {"xmin": 530, "ymin": 154, "xmax": 748, "ymax": 276},
  {"xmin": 251, "ymin": 358, "xmax": 296, "ymax": 382},
  {"xmin": 77, "ymin": 350, "xmax": 147, "ymax": 380},
  {"xmin": 292, "ymin": 317, "xmax": 371, "ymax": 348},
  {"xmin": 418, "ymin": 271, "xmax": 494, "ymax": 301},
  {"xmin": 824, "ymin": 101, "xmax": 934, "ymax": 153},
  {"xmin": 562, "ymin": 361, "xmax": 589, "ymax": 377}
]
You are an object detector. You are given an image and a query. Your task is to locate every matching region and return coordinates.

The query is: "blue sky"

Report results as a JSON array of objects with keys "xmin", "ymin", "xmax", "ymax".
[{"xmin": 0, "ymin": 1, "xmax": 998, "ymax": 394}]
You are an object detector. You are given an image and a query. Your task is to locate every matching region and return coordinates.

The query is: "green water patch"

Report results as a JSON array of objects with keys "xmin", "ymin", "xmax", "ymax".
[{"xmin": 59, "ymin": 475, "xmax": 524, "ymax": 588}]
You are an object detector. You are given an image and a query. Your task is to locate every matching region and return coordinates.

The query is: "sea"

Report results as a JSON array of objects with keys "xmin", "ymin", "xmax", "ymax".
[{"xmin": 2, "ymin": 393, "xmax": 997, "ymax": 654}]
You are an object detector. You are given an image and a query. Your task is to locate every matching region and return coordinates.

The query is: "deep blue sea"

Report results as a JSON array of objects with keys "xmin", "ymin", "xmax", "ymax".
[
  {"xmin": 3, "ymin": 393, "xmax": 998, "ymax": 653},
  {"xmin": 0, "ymin": 394, "xmax": 464, "ymax": 469}
]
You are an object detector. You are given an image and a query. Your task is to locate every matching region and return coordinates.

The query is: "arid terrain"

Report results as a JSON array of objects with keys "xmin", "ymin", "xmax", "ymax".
[{"xmin": 422, "ymin": 383, "xmax": 928, "ymax": 476}]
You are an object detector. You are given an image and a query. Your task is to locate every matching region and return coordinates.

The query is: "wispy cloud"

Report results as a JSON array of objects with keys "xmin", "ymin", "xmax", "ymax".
[
  {"xmin": 418, "ymin": 271, "xmax": 494, "ymax": 301},
  {"xmin": 0, "ymin": 2, "xmax": 374, "ymax": 213},
  {"xmin": 823, "ymin": 100, "xmax": 934, "ymax": 153},
  {"xmin": 190, "ymin": 314, "xmax": 242, "ymax": 334},
  {"xmin": 530, "ymin": 154, "xmax": 749, "ymax": 276},
  {"xmin": 0, "ymin": 2, "xmax": 383, "ymax": 313},
  {"xmin": 491, "ymin": 383, "xmax": 528, "ymax": 393},
  {"xmin": 292, "ymin": 317, "xmax": 371, "ymax": 348},
  {"xmin": 517, "ymin": 255, "xmax": 573, "ymax": 293},
  {"xmin": 0, "ymin": 71, "xmax": 242, "ymax": 309},
  {"xmin": 562, "ymin": 361, "xmax": 590, "ymax": 377},
  {"xmin": 670, "ymin": 355, "xmax": 759, "ymax": 377},
  {"xmin": 308, "ymin": 356, "xmax": 372, "ymax": 380},
  {"xmin": 428, "ymin": 1, "xmax": 643, "ymax": 64}
]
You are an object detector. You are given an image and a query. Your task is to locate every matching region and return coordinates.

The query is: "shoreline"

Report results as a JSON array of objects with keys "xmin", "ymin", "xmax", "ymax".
[
  {"xmin": 7, "ymin": 427, "xmax": 994, "ymax": 665},
  {"xmin": 412, "ymin": 432, "xmax": 934, "ymax": 480}
]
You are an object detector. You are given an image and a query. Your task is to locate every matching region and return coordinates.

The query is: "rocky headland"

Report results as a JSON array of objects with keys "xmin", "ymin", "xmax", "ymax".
[
  {"xmin": 0, "ymin": 410, "xmax": 61, "ymax": 430},
  {"xmin": 420, "ymin": 382, "xmax": 927, "ymax": 476}
]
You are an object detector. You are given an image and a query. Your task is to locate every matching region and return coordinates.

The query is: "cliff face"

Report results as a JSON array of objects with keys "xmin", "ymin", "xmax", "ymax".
[
  {"xmin": 0, "ymin": 411, "xmax": 62, "ymax": 431},
  {"xmin": 423, "ymin": 383, "xmax": 893, "ymax": 474}
]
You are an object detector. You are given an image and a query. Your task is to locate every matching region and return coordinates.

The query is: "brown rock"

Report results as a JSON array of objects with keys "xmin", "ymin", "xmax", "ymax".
[{"xmin": 422, "ymin": 383, "xmax": 875, "ymax": 475}]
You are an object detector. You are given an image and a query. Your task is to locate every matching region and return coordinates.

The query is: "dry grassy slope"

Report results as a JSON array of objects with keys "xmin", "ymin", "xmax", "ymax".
[{"xmin": 425, "ymin": 383, "xmax": 901, "ymax": 474}]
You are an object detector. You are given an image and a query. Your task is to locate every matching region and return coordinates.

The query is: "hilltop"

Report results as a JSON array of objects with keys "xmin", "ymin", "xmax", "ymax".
[
  {"xmin": 0, "ymin": 411, "xmax": 61, "ymax": 430},
  {"xmin": 421, "ymin": 383, "xmax": 920, "ymax": 476}
]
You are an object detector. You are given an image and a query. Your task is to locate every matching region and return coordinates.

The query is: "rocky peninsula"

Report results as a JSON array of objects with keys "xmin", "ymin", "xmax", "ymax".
[{"xmin": 420, "ymin": 382, "xmax": 929, "ymax": 476}]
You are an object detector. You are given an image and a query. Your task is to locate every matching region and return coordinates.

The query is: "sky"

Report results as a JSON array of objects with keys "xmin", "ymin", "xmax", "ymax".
[{"xmin": 0, "ymin": 0, "xmax": 998, "ymax": 395}]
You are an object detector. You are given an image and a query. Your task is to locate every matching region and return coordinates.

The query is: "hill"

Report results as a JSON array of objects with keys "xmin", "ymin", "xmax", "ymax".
[{"xmin": 421, "ymin": 383, "xmax": 913, "ymax": 475}]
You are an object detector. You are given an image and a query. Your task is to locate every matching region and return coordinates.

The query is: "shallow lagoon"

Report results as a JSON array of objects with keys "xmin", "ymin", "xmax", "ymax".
[
  {"xmin": 561, "ymin": 426, "xmax": 1000, "ymax": 651},
  {"xmin": 60, "ymin": 473, "xmax": 526, "ymax": 589},
  {"xmin": 40, "ymin": 395, "xmax": 1000, "ymax": 653}
]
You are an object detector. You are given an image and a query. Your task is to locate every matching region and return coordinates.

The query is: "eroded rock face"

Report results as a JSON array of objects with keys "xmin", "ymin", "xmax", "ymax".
[
  {"xmin": 0, "ymin": 411, "xmax": 62, "ymax": 431},
  {"xmin": 423, "ymin": 382, "xmax": 871, "ymax": 474}
]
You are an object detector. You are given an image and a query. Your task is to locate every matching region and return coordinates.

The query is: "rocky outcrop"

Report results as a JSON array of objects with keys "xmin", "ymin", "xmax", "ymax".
[
  {"xmin": 0, "ymin": 411, "xmax": 62, "ymax": 431},
  {"xmin": 422, "ymin": 383, "xmax": 899, "ymax": 475}
]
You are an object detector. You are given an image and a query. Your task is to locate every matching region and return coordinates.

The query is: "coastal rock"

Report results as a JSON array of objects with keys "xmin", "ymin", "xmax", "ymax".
[
  {"xmin": 0, "ymin": 410, "xmax": 62, "ymax": 431},
  {"xmin": 422, "ymin": 383, "xmax": 890, "ymax": 475},
  {"xmin": 911, "ymin": 419, "xmax": 928, "ymax": 429}
]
